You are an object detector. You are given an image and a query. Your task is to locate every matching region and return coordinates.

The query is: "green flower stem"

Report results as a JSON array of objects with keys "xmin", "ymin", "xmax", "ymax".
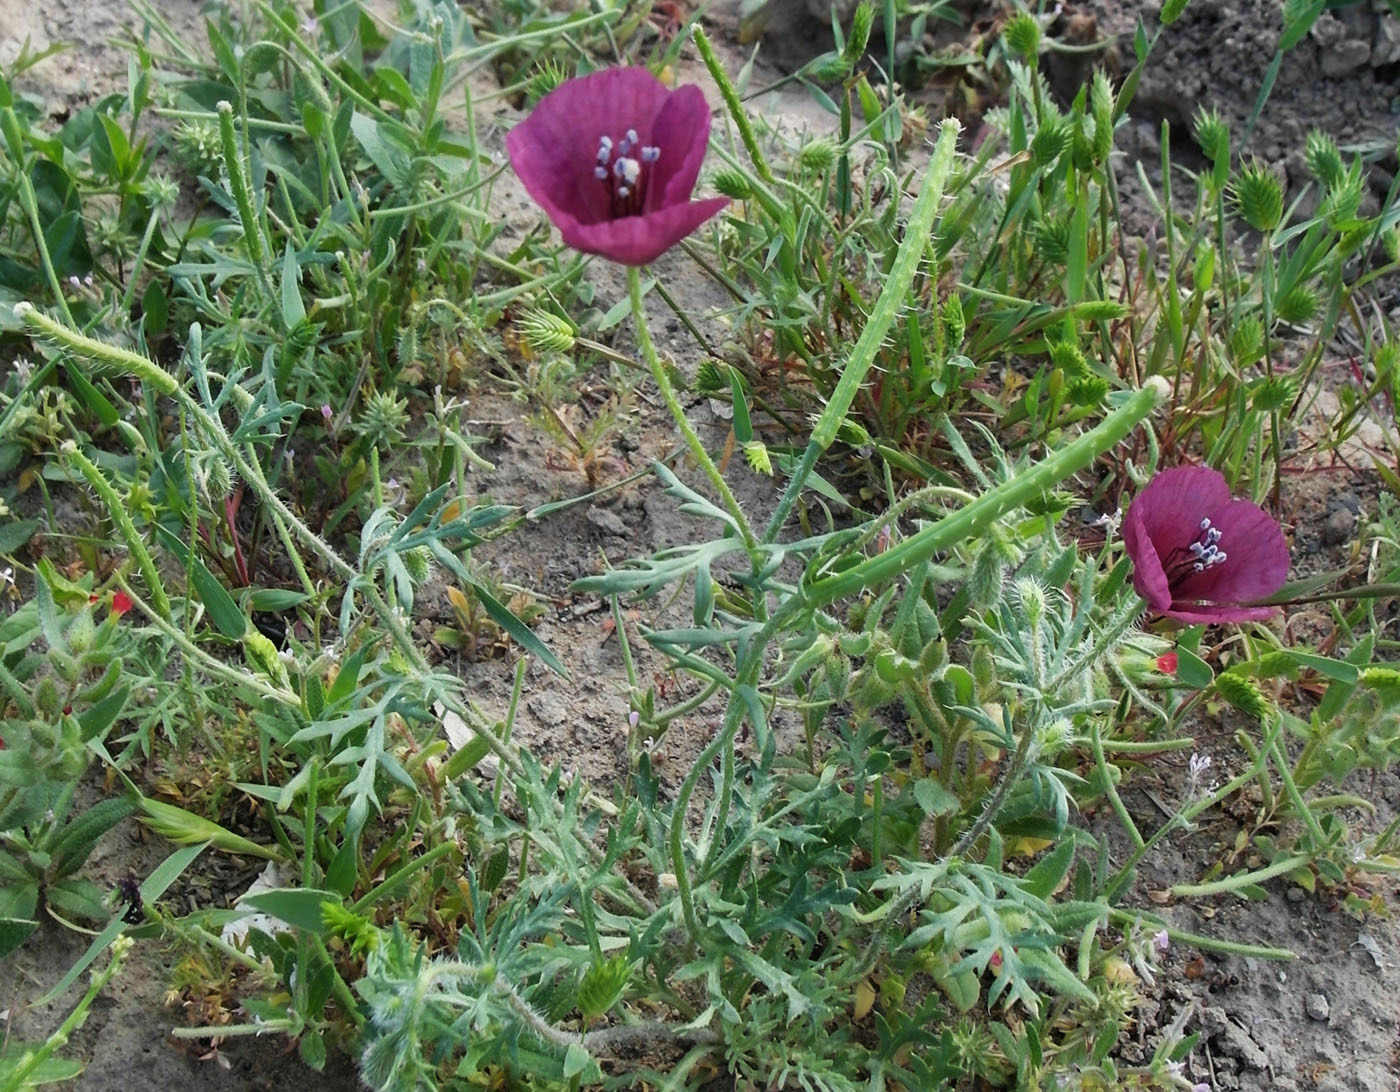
[
  {"xmin": 803, "ymin": 384, "xmax": 1164, "ymax": 608},
  {"xmin": 1105, "ymin": 712, "xmax": 1286, "ymax": 903},
  {"xmin": 1106, "ymin": 908, "xmax": 1293, "ymax": 960},
  {"xmin": 62, "ymin": 442, "xmax": 172, "ymax": 621},
  {"xmin": 16, "ymin": 304, "xmax": 177, "ymax": 394},
  {"xmin": 216, "ymin": 101, "xmax": 272, "ymax": 298},
  {"xmin": 3, "ymin": 937, "xmax": 131, "ymax": 1090},
  {"xmin": 761, "ymin": 120, "xmax": 961, "ymax": 545},
  {"xmin": 627, "ymin": 266, "xmax": 756, "ymax": 554},
  {"xmin": 115, "ymin": 576, "xmax": 301, "ymax": 707},
  {"xmin": 0, "ymin": 110, "xmax": 75, "ymax": 325},
  {"xmin": 1171, "ymin": 852, "xmax": 1313, "ymax": 899},
  {"xmin": 1091, "ymin": 712, "xmax": 1144, "ymax": 851},
  {"xmin": 693, "ymin": 26, "xmax": 774, "ymax": 185}
]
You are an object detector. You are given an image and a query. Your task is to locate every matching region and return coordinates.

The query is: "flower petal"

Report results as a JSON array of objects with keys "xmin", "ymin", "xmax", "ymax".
[
  {"xmin": 1122, "ymin": 501, "xmax": 1173, "ymax": 611},
  {"xmin": 1171, "ymin": 498, "xmax": 1289, "ymax": 605},
  {"xmin": 506, "ymin": 68, "xmax": 672, "ymax": 228},
  {"xmin": 1131, "ymin": 465, "xmax": 1232, "ymax": 557},
  {"xmin": 1161, "ymin": 602, "xmax": 1279, "ymax": 624},
  {"xmin": 553, "ymin": 196, "xmax": 730, "ymax": 265},
  {"xmin": 646, "ymin": 84, "xmax": 712, "ymax": 213}
]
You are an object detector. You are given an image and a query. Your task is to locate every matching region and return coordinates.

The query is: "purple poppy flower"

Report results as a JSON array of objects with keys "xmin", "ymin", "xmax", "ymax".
[
  {"xmin": 1122, "ymin": 466, "xmax": 1289, "ymax": 624},
  {"xmin": 506, "ymin": 68, "xmax": 729, "ymax": 266}
]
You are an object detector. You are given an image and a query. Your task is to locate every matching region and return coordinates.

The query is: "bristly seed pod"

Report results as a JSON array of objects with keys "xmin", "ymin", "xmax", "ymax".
[
  {"xmin": 519, "ymin": 308, "xmax": 577, "ymax": 354},
  {"xmin": 843, "ymin": 1, "xmax": 875, "ymax": 63},
  {"xmin": 1232, "ymin": 160, "xmax": 1285, "ymax": 233},
  {"xmin": 1159, "ymin": 0, "xmax": 1192, "ymax": 26},
  {"xmin": 1215, "ymin": 671, "xmax": 1274, "ymax": 723},
  {"xmin": 1003, "ymin": 11, "xmax": 1041, "ymax": 61}
]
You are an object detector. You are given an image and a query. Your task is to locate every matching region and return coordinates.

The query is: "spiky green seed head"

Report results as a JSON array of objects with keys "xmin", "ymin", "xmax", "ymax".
[
  {"xmin": 360, "ymin": 390, "xmax": 410, "ymax": 448},
  {"xmin": 1091, "ymin": 69, "xmax": 1115, "ymax": 162},
  {"xmin": 1030, "ymin": 120, "xmax": 1068, "ymax": 166},
  {"xmin": 844, "ymin": 1, "xmax": 875, "ymax": 62},
  {"xmin": 519, "ymin": 308, "xmax": 577, "ymax": 354},
  {"xmin": 1192, "ymin": 105, "xmax": 1229, "ymax": 166},
  {"xmin": 1232, "ymin": 160, "xmax": 1285, "ymax": 232},
  {"xmin": 1248, "ymin": 375, "xmax": 1294, "ymax": 413},
  {"xmin": 1215, "ymin": 671, "xmax": 1274, "ymax": 722},
  {"xmin": 1035, "ymin": 217, "xmax": 1071, "ymax": 265},
  {"xmin": 1228, "ymin": 315, "xmax": 1264, "ymax": 367},
  {"xmin": 942, "ymin": 295, "xmax": 966, "ymax": 347},
  {"xmin": 577, "ymin": 955, "xmax": 632, "ymax": 1020},
  {"xmin": 525, "ymin": 58, "xmax": 567, "ymax": 104},
  {"xmin": 1159, "ymin": 0, "xmax": 1192, "ymax": 25},
  {"xmin": 711, "ymin": 167, "xmax": 753, "ymax": 200},
  {"xmin": 1322, "ymin": 168, "xmax": 1364, "ymax": 224},
  {"xmin": 1003, "ymin": 11, "xmax": 1040, "ymax": 60},
  {"xmin": 1067, "ymin": 375, "xmax": 1110, "ymax": 407},
  {"xmin": 1275, "ymin": 285, "xmax": 1319, "ymax": 325},
  {"xmin": 1304, "ymin": 129, "xmax": 1344, "ymax": 189},
  {"xmin": 806, "ymin": 50, "xmax": 852, "ymax": 83},
  {"xmin": 799, "ymin": 137, "xmax": 841, "ymax": 172},
  {"xmin": 1050, "ymin": 341, "xmax": 1088, "ymax": 377}
]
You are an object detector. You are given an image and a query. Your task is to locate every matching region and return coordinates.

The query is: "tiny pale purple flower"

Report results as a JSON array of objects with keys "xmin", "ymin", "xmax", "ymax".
[
  {"xmin": 1122, "ymin": 466, "xmax": 1289, "ymax": 624},
  {"xmin": 506, "ymin": 68, "xmax": 729, "ymax": 266},
  {"xmin": 1154, "ymin": 928, "xmax": 1170, "ymax": 952}
]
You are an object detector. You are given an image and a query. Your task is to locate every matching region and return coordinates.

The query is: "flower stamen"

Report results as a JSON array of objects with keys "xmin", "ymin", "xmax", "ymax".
[
  {"xmin": 1163, "ymin": 516, "xmax": 1229, "ymax": 580},
  {"xmin": 594, "ymin": 132, "xmax": 662, "ymax": 217}
]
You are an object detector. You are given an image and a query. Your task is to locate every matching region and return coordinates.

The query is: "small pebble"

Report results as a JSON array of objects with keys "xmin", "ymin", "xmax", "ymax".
[
  {"xmin": 1286, "ymin": 886, "xmax": 1306, "ymax": 903},
  {"xmin": 1305, "ymin": 992, "xmax": 1330, "ymax": 1021}
]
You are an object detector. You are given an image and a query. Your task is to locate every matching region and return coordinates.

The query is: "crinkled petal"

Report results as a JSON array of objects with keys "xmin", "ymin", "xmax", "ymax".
[
  {"xmin": 646, "ymin": 84, "xmax": 712, "ymax": 213},
  {"xmin": 507, "ymin": 68, "xmax": 671, "ymax": 228},
  {"xmin": 1161, "ymin": 602, "xmax": 1279, "ymax": 624},
  {"xmin": 1122, "ymin": 501, "xmax": 1173, "ymax": 611},
  {"xmin": 1171, "ymin": 498, "xmax": 1290, "ymax": 605},
  {"xmin": 1131, "ymin": 466, "xmax": 1232, "ymax": 557},
  {"xmin": 552, "ymin": 196, "xmax": 729, "ymax": 265}
]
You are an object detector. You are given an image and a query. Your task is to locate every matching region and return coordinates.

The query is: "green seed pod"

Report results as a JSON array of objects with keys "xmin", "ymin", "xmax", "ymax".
[
  {"xmin": 1003, "ymin": 11, "xmax": 1041, "ymax": 60},
  {"xmin": 1215, "ymin": 671, "xmax": 1274, "ymax": 722},
  {"xmin": 1232, "ymin": 160, "xmax": 1284, "ymax": 233},
  {"xmin": 799, "ymin": 138, "xmax": 840, "ymax": 172},
  {"xmin": 1090, "ymin": 69, "xmax": 1115, "ymax": 163},
  {"xmin": 1030, "ymin": 120, "xmax": 1068, "ymax": 167},
  {"xmin": 1159, "ymin": 0, "xmax": 1191, "ymax": 25},
  {"xmin": 1275, "ymin": 285, "xmax": 1318, "ymax": 325},
  {"xmin": 844, "ymin": 2, "xmax": 875, "ymax": 63},
  {"xmin": 519, "ymin": 308, "xmax": 577, "ymax": 354},
  {"xmin": 971, "ymin": 644, "xmax": 997, "ymax": 694},
  {"xmin": 711, "ymin": 167, "xmax": 753, "ymax": 200}
]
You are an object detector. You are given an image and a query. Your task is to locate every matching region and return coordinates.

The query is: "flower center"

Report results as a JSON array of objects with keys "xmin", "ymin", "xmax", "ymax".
[
  {"xmin": 593, "ymin": 130, "xmax": 660, "ymax": 218},
  {"xmin": 1162, "ymin": 516, "xmax": 1228, "ymax": 585}
]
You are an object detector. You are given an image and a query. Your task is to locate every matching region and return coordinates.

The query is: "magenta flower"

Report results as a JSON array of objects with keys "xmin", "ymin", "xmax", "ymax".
[
  {"xmin": 506, "ymin": 68, "xmax": 729, "ymax": 266},
  {"xmin": 1122, "ymin": 466, "xmax": 1289, "ymax": 624}
]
